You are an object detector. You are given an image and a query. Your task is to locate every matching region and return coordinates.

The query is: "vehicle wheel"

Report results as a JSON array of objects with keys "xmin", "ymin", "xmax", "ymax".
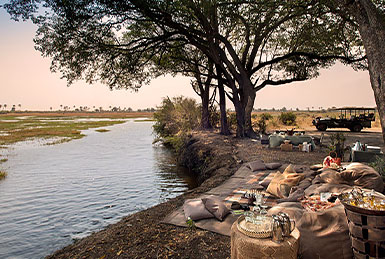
[
  {"xmin": 316, "ymin": 124, "xmax": 327, "ymax": 131},
  {"xmin": 351, "ymin": 124, "xmax": 362, "ymax": 132}
]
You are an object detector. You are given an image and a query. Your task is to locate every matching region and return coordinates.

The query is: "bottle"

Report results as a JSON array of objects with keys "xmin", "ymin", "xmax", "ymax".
[{"xmin": 353, "ymin": 141, "xmax": 362, "ymax": 151}]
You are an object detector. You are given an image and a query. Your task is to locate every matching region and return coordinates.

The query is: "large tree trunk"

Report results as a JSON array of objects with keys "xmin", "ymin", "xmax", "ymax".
[
  {"xmin": 342, "ymin": 0, "xmax": 385, "ymax": 144},
  {"xmin": 234, "ymin": 98, "xmax": 246, "ymax": 137},
  {"xmin": 201, "ymin": 83, "xmax": 212, "ymax": 130},
  {"xmin": 243, "ymin": 82, "xmax": 257, "ymax": 138},
  {"xmin": 216, "ymin": 66, "xmax": 231, "ymax": 135},
  {"xmin": 238, "ymin": 76, "xmax": 257, "ymax": 138}
]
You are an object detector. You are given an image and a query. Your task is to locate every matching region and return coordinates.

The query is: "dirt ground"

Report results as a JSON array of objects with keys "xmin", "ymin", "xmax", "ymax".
[{"xmin": 47, "ymin": 129, "xmax": 384, "ymax": 259}]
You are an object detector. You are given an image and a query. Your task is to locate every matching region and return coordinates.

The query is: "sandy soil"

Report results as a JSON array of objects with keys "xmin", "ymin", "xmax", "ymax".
[{"xmin": 47, "ymin": 129, "xmax": 384, "ymax": 259}]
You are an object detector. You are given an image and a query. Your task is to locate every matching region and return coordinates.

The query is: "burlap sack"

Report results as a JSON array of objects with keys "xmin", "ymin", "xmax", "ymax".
[
  {"xmin": 267, "ymin": 165, "xmax": 305, "ymax": 198},
  {"xmin": 268, "ymin": 201, "xmax": 353, "ymax": 259}
]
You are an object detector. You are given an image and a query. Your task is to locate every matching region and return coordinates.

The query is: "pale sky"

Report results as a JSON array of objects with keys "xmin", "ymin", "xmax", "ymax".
[{"xmin": 0, "ymin": 6, "xmax": 376, "ymax": 111}]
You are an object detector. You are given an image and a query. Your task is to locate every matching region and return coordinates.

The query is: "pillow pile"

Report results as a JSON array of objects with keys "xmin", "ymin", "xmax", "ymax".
[
  {"xmin": 266, "ymin": 164, "xmax": 305, "ymax": 198},
  {"xmin": 183, "ymin": 196, "xmax": 230, "ymax": 221},
  {"xmin": 247, "ymin": 160, "xmax": 282, "ymax": 171}
]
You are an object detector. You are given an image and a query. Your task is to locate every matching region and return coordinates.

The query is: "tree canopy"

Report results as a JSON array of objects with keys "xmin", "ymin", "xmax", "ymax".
[{"xmin": 3, "ymin": 0, "xmax": 368, "ymax": 137}]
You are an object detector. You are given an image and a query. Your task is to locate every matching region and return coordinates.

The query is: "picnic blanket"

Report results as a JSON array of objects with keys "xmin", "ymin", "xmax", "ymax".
[
  {"xmin": 162, "ymin": 168, "xmax": 279, "ymax": 236},
  {"xmin": 162, "ymin": 162, "xmax": 385, "ymax": 259}
]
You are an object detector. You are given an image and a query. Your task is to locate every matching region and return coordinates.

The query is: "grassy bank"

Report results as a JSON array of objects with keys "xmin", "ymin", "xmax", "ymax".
[{"xmin": 0, "ymin": 112, "xmax": 153, "ymax": 146}]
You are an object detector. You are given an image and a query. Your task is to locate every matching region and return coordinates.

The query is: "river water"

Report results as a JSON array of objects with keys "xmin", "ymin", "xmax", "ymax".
[{"xmin": 0, "ymin": 120, "xmax": 197, "ymax": 259}]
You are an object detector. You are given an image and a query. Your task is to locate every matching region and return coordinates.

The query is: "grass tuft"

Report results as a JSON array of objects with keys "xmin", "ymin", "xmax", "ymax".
[
  {"xmin": 95, "ymin": 129, "xmax": 110, "ymax": 133},
  {"xmin": 0, "ymin": 158, "xmax": 8, "ymax": 163},
  {"xmin": 0, "ymin": 170, "xmax": 7, "ymax": 180}
]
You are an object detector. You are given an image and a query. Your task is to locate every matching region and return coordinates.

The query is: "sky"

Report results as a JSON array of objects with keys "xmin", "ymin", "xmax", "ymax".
[{"xmin": 0, "ymin": 5, "xmax": 377, "ymax": 111}]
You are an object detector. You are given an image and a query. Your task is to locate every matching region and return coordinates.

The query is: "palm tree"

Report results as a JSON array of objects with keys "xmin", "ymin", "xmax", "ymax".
[
  {"xmin": 18, "ymin": 104, "xmax": 21, "ymax": 111},
  {"xmin": 4, "ymin": 104, "xmax": 7, "ymax": 111}
]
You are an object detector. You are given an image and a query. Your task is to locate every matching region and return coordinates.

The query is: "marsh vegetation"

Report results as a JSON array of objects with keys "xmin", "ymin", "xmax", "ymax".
[{"xmin": 0, "ymin": 112, "xmax": 153, "ymax": 146}]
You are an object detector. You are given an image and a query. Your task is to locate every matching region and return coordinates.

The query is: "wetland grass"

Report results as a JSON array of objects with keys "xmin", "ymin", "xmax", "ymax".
[
  {"xmin": 0, "ymin": 115, "xmax": 127, "ymax": 146},
  {"xmin": 0, "ymin": 171, "xmax": 7, "ymax": 180},
  {"xmin": 95, "ymin": 129, "xmax": 110, "ymax": 133}
]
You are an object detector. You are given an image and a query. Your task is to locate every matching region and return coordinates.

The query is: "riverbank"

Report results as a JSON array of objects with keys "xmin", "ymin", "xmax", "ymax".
[{"xmin": 47, "ymin": 130, "xmax": 328, "ymax": 259}]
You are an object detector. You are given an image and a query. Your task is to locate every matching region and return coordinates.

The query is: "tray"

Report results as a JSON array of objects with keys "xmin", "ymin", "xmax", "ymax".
[{"xmin": 236, "ymin": 215, "xmax": 272, "ymax": 238}]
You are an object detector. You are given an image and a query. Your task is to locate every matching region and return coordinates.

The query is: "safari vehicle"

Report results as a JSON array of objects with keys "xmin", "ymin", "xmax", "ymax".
[{"xmin": 312, "ymin": 107, "xmax": 375, "ymax": 132}]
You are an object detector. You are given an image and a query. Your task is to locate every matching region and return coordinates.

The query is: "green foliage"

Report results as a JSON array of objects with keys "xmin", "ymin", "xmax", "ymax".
[
  {"xmin": 279, "ymin": 112, "xmax": 297, "ymax": 126},
  {"xmin": 227, "ymin": 112, "xmax": 237, "ymax": 129},
  {"xmin": 256, "ymin": 113, "xmax": 272, "ymax": 134},
  {"xmin": 0, "ymin": 170, "xmax": 7, "ymax": 180},
  {"xmin": 0, "ymin": 115, "xmax": 125, "ymax": 146},
  {"xmin": 186, "ymin": 217, "xmax": 196, "ymax": 230},
  {"xmin": 209, "ymin": 106, "xmax": 220, "ymax": 128},
  {"xmin": 329, "ymin": 132, "xmax": 346, "ymax": 159},
  {"xmin": 153, "ymin": 96, "xmax": 200, "ymax": 150},
  {"xmin": 0, "ymin": 158, "xmax": 8, "ymax": 163},
  {"xmin": 369, "ymin": 156, "xmax": 385, "ymax": 179},
  {"xmin": 95, "ymin": 129, "xmax": 109, "ymax": 133}
]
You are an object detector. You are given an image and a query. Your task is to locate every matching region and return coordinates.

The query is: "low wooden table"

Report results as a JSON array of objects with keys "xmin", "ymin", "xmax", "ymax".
[{"xmin": 231, "ymin": 221, "xmax": 300, "ymax": 259}]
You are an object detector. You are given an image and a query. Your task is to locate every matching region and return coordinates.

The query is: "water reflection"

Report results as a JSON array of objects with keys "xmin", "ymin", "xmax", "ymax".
[{"xmin": 0, "ymin": 120, "xmax": 197, "ymax": 259}]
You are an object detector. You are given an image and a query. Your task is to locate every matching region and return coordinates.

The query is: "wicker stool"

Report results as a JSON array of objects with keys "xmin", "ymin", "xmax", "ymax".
[{"xmin": 231, "ymin": 221, "xmax": 300, "ymax": 259}]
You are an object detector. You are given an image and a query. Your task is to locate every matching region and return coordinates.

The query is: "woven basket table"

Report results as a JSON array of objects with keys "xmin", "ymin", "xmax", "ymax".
[{"xmin": 231, "ymin": 220, "xmax": 300, "ymax": 259}]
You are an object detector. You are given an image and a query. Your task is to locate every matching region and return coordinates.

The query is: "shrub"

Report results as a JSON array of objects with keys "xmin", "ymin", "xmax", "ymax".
[
  {"xmin": 329, "ymin": 132, "xmax": 346, "ymax": 159},
  {"xmin": 209, "ymin": 106, "xmax": 220, "ymax": 128},
  {"xmin": 256, "ymin": 113, "xmax": 272, "ymax": 134},
  {"xmin": 153, "ymin": 96, "xmax": 200, "ymax": 150},
  {"xmin": 227, "ymin": 112, "xmax": 237, "ymax": 129},
  {"xmin": 279, "ymin": 112, "xmax": 297, "ymax": 126},
  {"xmin": 369, "ymin": 156, "xmax": 385, "ymax": 179}
]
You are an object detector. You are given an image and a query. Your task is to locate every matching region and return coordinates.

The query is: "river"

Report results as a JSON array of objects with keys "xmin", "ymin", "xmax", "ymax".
[{"xmin": 0, "ymin": 119, "xmax": 197, "ymax": 259}]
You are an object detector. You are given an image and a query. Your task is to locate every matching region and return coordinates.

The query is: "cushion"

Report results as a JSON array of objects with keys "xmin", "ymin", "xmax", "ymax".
[
  {"xmin": 338, "ymin": 162, "xmax": 384, "ymax": 192},
  {"xmin": 310, "ymin": 164, "xmax": 323, "ymax": 170},
  {"xmin": 247, "ymin": 160, "xmax": 266, "ymax": 171},
  {"xmin": 265, "ymin": 162, "xmax": 282, "ymax": 170},
  {"xmin": 183, "ymin": 199, "xmax": 214, "ymax": 221},
  {"xmin": 283, "ymin": 164, "xmax": 296, "ymax": 175},
  {"xmin": 267, "ymin": 165, "xmax": 305, "ymax": 198},
  {"xmin": 260, "ymin": 177, "xmax": 272, "ymax": 188},
  {"xmin": 201, "ymin": 196, "xmax": 230, "ymax": 221},
  {"xmin": 266, "ymin": 172, "xmax": 291, "ymax": 198}
]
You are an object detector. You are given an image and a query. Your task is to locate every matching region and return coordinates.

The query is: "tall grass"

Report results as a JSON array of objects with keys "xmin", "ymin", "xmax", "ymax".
[{"xmin": 0, "ymin": 171, "xmax": 7, "ymax": 180}]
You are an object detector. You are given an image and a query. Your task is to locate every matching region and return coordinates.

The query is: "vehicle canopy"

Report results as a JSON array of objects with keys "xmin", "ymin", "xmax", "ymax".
[{"xmin": 331, "ymin": 107, "xmax": 376, "ymax": 121}]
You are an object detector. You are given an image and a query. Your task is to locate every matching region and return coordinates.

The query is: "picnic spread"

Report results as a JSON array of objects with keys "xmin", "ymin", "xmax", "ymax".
[{"xmin": 162, "ymin": 160, "xmax": 385, "ymax": 259}]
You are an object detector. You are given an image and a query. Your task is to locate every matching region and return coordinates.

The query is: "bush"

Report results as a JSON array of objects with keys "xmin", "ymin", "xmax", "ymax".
[
  {"xmin": 255, "ymin": 113, "xmax": 272, "ymax": 134},
  {"xmin": 279, "ymin": 112, "xmax": 297, "ymax": 126},
  {"xmin": 227, "ymin": 112, "xmax": 237, "ymax": 129},
  {"xmin": 209, "ymin": 106, "xmax": 220, "ymax": 128},
  {"xmin": 153, "ymin": 96, "xmax": 200, "ymax": 150},
  {"xmin": 369, "ymin": 156, "xmax": 385, "ymax": 179}
]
